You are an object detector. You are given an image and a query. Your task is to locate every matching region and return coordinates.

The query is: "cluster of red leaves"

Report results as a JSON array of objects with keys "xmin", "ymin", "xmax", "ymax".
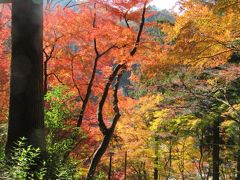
[{"xmin": 0, "ymin": 4, "xmax": 11, "ymax": 122}]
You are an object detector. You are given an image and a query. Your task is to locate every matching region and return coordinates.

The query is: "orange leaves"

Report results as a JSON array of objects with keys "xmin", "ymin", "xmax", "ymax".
[{"xmin": 42, "ymin": 0, "xmax": 152, "ymax": 133}]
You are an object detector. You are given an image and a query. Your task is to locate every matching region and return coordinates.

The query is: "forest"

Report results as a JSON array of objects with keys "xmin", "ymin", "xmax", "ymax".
[{"xmin": 0, "ymin": 0, "xmax": 239, "ymax": 179}]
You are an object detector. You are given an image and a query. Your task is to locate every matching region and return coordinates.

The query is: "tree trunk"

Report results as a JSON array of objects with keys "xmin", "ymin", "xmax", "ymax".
[
  {"xmin": 86, "ymin": 66, "xmax": 123, "ymax": 179},
  {"xmin": 77, "ymin": 56, "xmax": 98, "ymax": 127},
  {"xmin": 6, "ymin": 0, "xmax": 45, "ymax": 154},
  {"xmin": 198, "ymin": 131, "xmax": 205, "ymax": 180},
  {"xmin": 124, "ymin": 151, "xmax": 127, "ymax": 180},
  {"xmin": 154, "ymin": 136, "xmax": 159, "ymax": 180},
  {"xmin": 86, "ymin": 129, "xmax": 115, "ymax": 180},
  {"xmin": 236, "ymin": 133, "xmax": 240, "ymax": 180},
  {"xmin": 108, "ymin": 152, "xmax": 113, "ymax": 180},
  {"xmin": 212, "ymin": 119, "xmax": 220, "ymax": 180}
]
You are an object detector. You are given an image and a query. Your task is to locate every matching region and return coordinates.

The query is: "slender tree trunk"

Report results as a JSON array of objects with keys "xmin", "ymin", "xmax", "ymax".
[
  {"xmin": 198, "ymin": 131, "xmax": 205, "ymax": 180},
  {"xmin": 108, "ymin": 152, "xmax": 113, "ymax": 180},
  {"xmin": 167, "ymin": 139, "xmax": 173, "ymax": 178},
  {"xmin": 212, "ymin": 119, "xmax": 220, "ymax": 180},
  {"xmin": 236, "ymin": 133, "xmax": 240, "ymax": 180},
  {"xmin": 124, "ymin": 151, "xmax": 127, "ymax": 180},
  {"xmin": 143, "ymin": 162, "xmax": 147, "ymax": 180},
  {"xmin": 86, "ymin": 129, "xmax": 116, "ymax": 179},
  {"xmin": 86, "ymin": 66, "xmax": 123, "ymax": 179},
  {"xmin": 154, "ymin": 136, "xmax": 159, "ymax": 180},
  {"xmin": 6, "ymin": 0, "xmax": 45, "ymax": 154},
  {"xmin": 77, "ymin": 2, "xmax": 98, "ymax": 127},
  {"xmin": 77, "ymin": 56, "xmax": 98, "ymax": 127}
]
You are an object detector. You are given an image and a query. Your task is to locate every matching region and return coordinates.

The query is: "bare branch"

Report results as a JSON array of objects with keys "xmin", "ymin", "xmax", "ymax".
[
  {"xmin": 70, "ymin": 56, "xmax": 84, "ymax": 101},
  {"xmin": 94, "ymin": 38, "xmax": 99, "ymax": 57},
  {"xmin": 130, "ymin": 1, "xmax": 147, "ymax": 56},
  {"xmin": 63, "ymin": 0, "xmax": 72, "ymax": 9},
  {"xmin": 98, "ymin": 44, "xmax": 116, "ymax": 58},
  {"xmin": 123, "ymin": 10, "xmax": 130, "ymax": 28},
  {"xmin": 47, "ymin": 73, "xmax": 64, "ymax": 85}
]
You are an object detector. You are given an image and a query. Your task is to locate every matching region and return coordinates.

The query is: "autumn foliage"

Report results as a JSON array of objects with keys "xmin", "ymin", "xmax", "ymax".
[{"xmin": 0, "ymin": 0, "xmax": 240, "ymax": 179}]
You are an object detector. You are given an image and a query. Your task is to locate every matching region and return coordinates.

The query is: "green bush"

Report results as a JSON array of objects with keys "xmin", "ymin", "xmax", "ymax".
[
  {"xmin": 44, "ymin": 85, "xmax": 81, "ymax": 179},
  {"xmin": 0, "ymin": 137, "xmax": 46, "ymax": 180},
  {"xmin": 0, "ymin": 85, "xmax": 82, "ymax": 179},
  {"xmin": 45, "ymin": 85, "xmax": 75, "ymax": 130}
]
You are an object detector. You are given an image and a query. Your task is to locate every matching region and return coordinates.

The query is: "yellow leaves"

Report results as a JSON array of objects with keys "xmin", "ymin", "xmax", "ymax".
[
  {"xmin": 187, "ymin": 117, "xmax": 202, "ymax": 130},
  {"xmin": 223, "ymin": 103, "xmax": 240, "ymax": 120},
  {"xmin": 150, "ymin": 109, "xmax": 171, "ymax": 131},
  {"xmin": 134, "ymin": 95, "xmax": 163, "ymax": 121},
  {"xmin": 116, "ymin": 94, "xmax": 166, "ymax": 158},
  {"xmin": 138, "ymin": 94, "xmax": 163, "ymax": 108},
  {"xmin": 154, "ymin": 109, "xmax": 170, "ymax": 119},
  {"xmin": 221, "ymin": 120, "xmax": 236, "ymax": 128},
  {"xmin": 116, "ymin": 91, "xmax": 209, "ymax": 178},
  {"xmin": 221, "ymin": 120, "xmax": 238, "ymax": 136},
  {"xmin": 160, "ymin": 0, "xmax": 239, "ymax": 70},
  {"xmin": 213, "ymin": 0, "xmax": 240, "ymax": 14}
]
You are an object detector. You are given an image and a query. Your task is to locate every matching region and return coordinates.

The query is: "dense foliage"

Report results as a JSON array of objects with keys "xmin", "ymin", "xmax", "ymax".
[{"xmin": 0, "ymin": 0, "xmax": 239, "ymax": 179}]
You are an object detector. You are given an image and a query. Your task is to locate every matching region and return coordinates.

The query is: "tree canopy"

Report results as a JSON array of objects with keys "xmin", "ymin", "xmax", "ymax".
[{"xmin": 0, "ymin": 0, "xmax": 239, "ymax": 179}]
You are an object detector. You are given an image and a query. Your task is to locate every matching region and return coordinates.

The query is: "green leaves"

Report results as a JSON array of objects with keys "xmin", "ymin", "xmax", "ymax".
[
  {"xmin": 0, "ymin": 137, "xmax": 46, "ymax": 180},
  {"xmin": 45, "ymin": 85, "xmax": 74, "ymax": 129}
]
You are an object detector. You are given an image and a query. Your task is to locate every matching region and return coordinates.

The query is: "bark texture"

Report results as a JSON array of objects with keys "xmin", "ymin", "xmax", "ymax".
[{"xmin": 6, "ymin": 0, "xmax": 45, "ymax": 153}]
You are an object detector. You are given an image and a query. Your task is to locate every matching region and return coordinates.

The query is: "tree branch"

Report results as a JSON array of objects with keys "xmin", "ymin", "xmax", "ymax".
[
  {"xmin": 63, "ymin": 0, "xmax": 72, "ymax": 9},
  {"xmin": 97, "ymin": 64, "xmax": 126, "ymax": 135},
  {"xmin": 70, "ymin": 56, "xmax": 84, "ymax": 101},
  {"xmin": 123, "ymin": 10, "xmax": 130, "ymax": 28},
  {"xmin": 47, "ymin": 73, "xmax": 64, "ymax": 85},
  {"xmin": 109, "ymin": 68, "xmax": 125, "ymax": 131},
  {"xmin": 130, "ymin": 1, "xmax": 147, "ymax": 56}
]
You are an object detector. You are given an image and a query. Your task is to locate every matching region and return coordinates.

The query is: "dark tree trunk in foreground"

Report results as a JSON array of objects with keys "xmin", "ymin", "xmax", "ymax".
[
  {"xmin": 212, "ymin": 119, "xmax": 220, "ymax": 180},
  {"xmin": 6, "ymin": 0, "xmax": 45, "ymax": 154}
]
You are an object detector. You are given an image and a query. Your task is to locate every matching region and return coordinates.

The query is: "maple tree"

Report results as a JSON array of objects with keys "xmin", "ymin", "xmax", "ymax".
[{"xmin": 42, "ymin": 0, "xmax": 151, "ymax": 178}]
